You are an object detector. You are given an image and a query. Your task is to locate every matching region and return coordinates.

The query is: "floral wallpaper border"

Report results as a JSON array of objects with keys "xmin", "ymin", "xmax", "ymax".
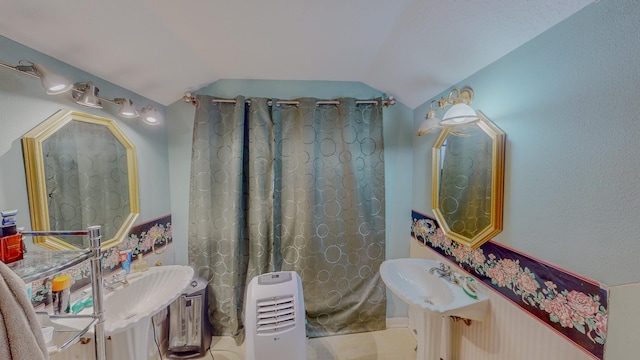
[
  {"xmin": 30, "ymin": 215, "xmax": 173, "ymax": 308},
  {"xmin": 411, "ymin": 210, "xmax": 607, "ymax": 360},
  {"xmin": 101, "ymin": 214, "xmax": 173, "ymax": 271}
]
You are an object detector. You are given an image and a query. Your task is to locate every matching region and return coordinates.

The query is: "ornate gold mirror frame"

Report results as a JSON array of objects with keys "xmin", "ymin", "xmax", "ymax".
[
  {"xmin": 432, "ymin": 111, "xmax": 505, "ymax": 248},
  {"xmin": 22, "ymin": 110, "xmax": 139, "ymax": 250}
]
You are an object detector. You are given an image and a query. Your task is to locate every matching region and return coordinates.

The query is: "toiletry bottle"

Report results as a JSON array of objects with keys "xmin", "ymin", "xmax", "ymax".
[
  {"xmin": 52, "ymin": 275, "xmax": 71, "ymax": 314},
  {"xmin": 0, "ymin": 209, "xmax": 18, "ymax": 237},
  {"xmin": 133, "ymin": 254, "xmax": 148, "ymax": 272},
  {"xmin": 0, "ymin": 233, "xmax": 23, "ymax": 263},
  {"xmin": 119, "ymin": 250, "xmax": 132, "ymax": 274}
]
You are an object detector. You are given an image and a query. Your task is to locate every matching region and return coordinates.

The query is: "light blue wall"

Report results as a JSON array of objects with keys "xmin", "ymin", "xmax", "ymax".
[
  {"xmin": 412, "ymin": 0, "xmax": 640, "ymax": 286},
  {"xmin": 0, "ymin": 36, "xmax": 171, "ymax": 244},
  {"xmin": 167, "ymin": 79, "xmax": 414, "ymax": 318}
]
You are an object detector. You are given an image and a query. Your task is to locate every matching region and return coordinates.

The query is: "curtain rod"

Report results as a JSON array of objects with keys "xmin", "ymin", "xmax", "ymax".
[{"xmin": 183, "ymin": 93, "xmax": 396, "ymax": 108}]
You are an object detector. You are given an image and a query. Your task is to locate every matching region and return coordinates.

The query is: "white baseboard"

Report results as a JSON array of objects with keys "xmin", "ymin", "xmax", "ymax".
[{"xmin": 385, "ymin": 317, "xmax": 409, "ymax": 328}]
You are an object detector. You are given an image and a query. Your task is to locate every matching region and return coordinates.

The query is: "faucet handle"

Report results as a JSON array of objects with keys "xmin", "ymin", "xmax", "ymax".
[{"xmin": 111, "ymin": 271, "xmax": 126, "ymax": 282}]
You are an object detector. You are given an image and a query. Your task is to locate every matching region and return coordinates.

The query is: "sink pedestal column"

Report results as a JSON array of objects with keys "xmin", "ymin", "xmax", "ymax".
[
  {"xmin": 442, "ymin": 316, "xmax": 452, "ymax": 360},
  {"xmin": 109, "ymin": 317, "xmax": 153, "ymax": 360},
  {"xmin": 415, "ymin": 311, "xmax": 443, "ymax": 360}
]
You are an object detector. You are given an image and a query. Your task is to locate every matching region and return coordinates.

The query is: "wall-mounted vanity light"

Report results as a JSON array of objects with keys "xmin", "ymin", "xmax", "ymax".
[
  {"xmin": 114, "ymin": 98, "xmax": 139, "ymax": 118},
  {"xmin": 72, "ymin": 81, "xmax": 103, "ymax": 108},
  {"xmin": 417, "ymin": 87, "xmax": 478, "ymax": 136},
  {"xmin": 1, "ymin": 60, "xmax": 73, "ymax": 94},
  {"xmin": 0, "ymin": 59, "xmax": 162, "ymax": 125},
  {"xmin": 140, "ymin": 106, "xmax": 161, "ymax": 126},
  {"xmin": 23, "ymin": 61, "xmax": 73, "ymax": 94}
]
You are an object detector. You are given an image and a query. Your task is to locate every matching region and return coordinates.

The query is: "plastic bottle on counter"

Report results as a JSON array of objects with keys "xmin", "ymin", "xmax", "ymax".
[{"xmin": 52, "ymin": 275, "xmax": 71, "ymax": 315}]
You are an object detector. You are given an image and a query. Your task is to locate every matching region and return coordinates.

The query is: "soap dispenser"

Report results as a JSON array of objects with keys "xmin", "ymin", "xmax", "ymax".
[{"xmin": 133, "ymin": 254, "xmax": 148, "ymax": 272}]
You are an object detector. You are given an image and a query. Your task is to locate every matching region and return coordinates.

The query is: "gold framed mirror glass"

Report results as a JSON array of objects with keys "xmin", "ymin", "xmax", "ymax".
[
  {"xmin": 22, "ymin": 110, "xmax": 139, "ymax": 250},
  {"xmin": 432, "ymin": 111, "xmax": 505, "ymax": 248}
]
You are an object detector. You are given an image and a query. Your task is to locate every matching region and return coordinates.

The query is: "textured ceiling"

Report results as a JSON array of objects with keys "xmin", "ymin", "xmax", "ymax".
[{"xmin": 0, "ymin": 0, "xmax": 594, "ymax": 108}]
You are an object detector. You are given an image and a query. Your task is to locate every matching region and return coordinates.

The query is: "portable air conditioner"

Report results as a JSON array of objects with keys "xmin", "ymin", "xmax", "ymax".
[{"xmin": 245, "ymin": 271, "xmax": 307, "ymax": 360}]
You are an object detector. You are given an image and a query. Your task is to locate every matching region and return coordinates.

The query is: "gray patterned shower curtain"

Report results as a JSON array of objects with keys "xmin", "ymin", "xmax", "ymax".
[{"xmin": 188, "ymin": 95, "xmax": 386, "ymax": 341}]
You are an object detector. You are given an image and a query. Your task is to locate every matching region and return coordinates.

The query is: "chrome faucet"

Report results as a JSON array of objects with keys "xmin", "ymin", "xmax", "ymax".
[
  {"xmin": 103, "ymin": 272, "xmax": 129, "ymax": 291},
  {"xmin": 429, "ymin": 263, "xmax": 458, "ymax": 284}
]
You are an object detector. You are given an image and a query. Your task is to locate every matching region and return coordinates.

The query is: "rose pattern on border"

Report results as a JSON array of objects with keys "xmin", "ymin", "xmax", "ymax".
[
  {"xmin": 101, "ymin": 219, "xmax": 172, "ymax": 270},
  {"xmin": 411, "ymin": 211, "xmax": 607, "ymax": 360}
]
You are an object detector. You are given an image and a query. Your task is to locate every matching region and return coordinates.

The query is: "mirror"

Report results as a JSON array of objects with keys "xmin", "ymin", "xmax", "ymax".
[
  {"xmin": 22, "ymin": 110, "xmax": 139, "ymax": 250},
  {"xmin": 432, "ymin": 111, "xmax": 505, "ymax": 248}
]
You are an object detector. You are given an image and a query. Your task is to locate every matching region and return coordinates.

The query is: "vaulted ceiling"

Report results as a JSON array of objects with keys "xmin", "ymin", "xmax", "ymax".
[{"xmin": 0, "ymin": 0, "xmax": 594, "ymax": 108}]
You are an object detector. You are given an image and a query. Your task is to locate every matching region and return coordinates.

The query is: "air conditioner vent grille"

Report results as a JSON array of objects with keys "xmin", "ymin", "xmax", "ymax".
[{"xmin": 255, "ymin": 295, "xmax": 296, "ymax": 334}]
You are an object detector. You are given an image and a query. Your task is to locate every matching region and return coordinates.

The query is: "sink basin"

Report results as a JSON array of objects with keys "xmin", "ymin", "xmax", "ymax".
[
  {"xmin": 101, "ymin": 265, "xmax": 194, "ymax": 334},
  {"xmin": 54, "ymin": 265, "xmax": 194, "ymax": 333},
  {"xmin": 380, "ymin": 258, "xmax": 489, "ymax": 360},
  {"xmin": 52, "ymin": 265, "xmax": 194, "ymax": 360},
  {"xmin": 380, "ymin": 258, "xmax": 488, "ymax": 321}
]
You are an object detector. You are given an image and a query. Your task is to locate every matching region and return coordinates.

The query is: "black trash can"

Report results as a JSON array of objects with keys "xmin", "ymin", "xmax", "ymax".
[{"xmin": 167, "ymin": 276, "xmax": 212, "ymax": 359}]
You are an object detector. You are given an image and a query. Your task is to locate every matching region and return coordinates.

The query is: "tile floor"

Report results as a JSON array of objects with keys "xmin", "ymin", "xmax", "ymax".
[{"xmin": 186, "ymin": 327, "xmax": 417, "ymax": 360}]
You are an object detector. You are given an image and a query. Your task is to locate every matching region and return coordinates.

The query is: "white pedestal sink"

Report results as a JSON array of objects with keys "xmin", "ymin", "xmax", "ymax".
[
  {"xmin": 100, "ymin": 265, "xmax": 194, "ymax": 334},
  {"xmin": 53, "ymin": 265, "xmax": 194, "ymax": 360},
  {"xmin": 380, "ymin": 258, "xmax": 488, "ymax": 360}
]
